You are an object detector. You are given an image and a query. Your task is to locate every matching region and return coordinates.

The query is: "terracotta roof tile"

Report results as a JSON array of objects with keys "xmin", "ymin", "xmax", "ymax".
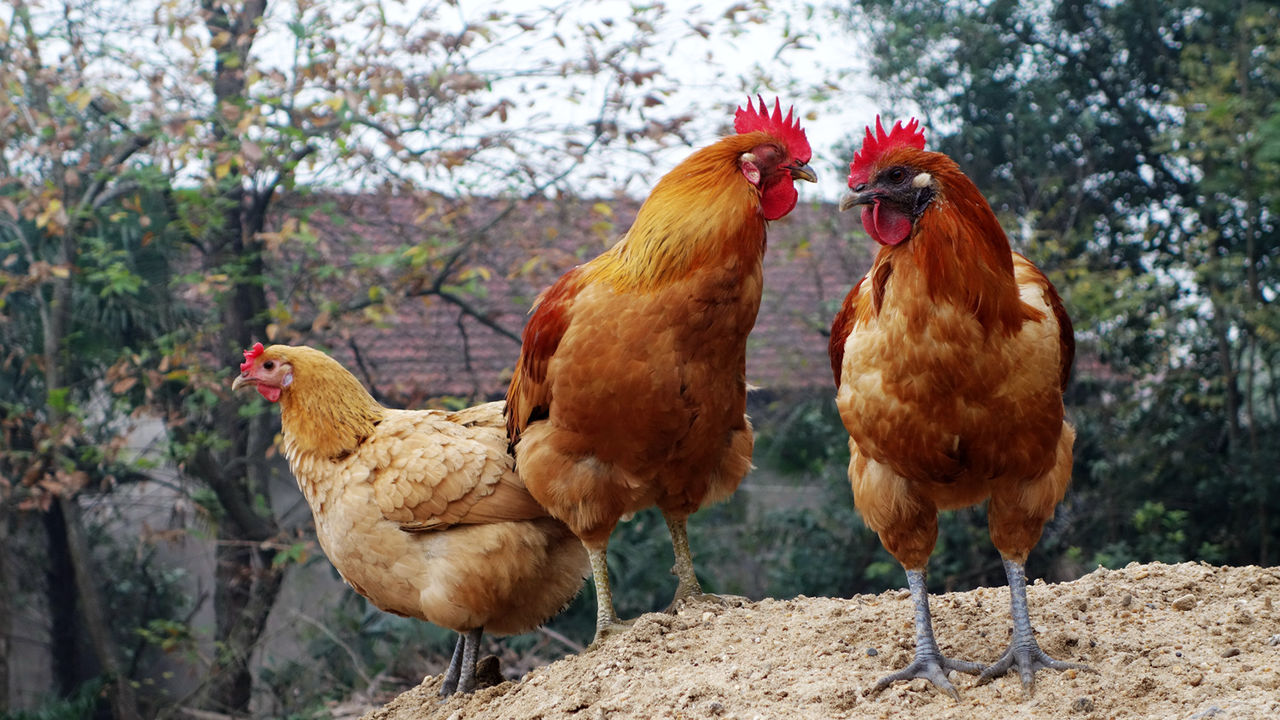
[{"xmin": 269, "ymin": 194, "xmax": 872, "ymax": 404}]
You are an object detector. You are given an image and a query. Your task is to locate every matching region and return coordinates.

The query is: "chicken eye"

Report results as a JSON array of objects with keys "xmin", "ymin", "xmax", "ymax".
[
  {"xmin": 263, "ymin": 361, "xmax": 275, "ymax": 370},
  {"xmin": 886, "ymin": 168, "xmax": 907, "ymax": 184}
]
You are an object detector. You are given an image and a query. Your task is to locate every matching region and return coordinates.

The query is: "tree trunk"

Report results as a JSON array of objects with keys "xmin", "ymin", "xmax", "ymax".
[
  {"xmin": 0, "ymin": 507, "xmax": 10, "ymax": 712},
  {"xmin": 188, "ymin": 2, "xmax": 283, "ymax": 712},
  {"xmin": 43, "ymin": 500, "xmax": 87, "ymax": 697},
  {"xmin": 56, "ymin": 497, "xmax": 141, "ymax": 720},
  {"xmin": 206, "ymin": 539, "xmax": 284, "ymax": 712}
]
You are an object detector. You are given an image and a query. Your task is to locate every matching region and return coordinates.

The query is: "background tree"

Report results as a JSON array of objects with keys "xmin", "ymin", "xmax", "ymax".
[{"xmin": 0, "ymin": 2, "xmax": 184, "ymax": 716}]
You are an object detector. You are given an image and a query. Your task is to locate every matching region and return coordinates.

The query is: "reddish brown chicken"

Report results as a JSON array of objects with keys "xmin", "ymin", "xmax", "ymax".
[
  {"xmin": 829, "ymin": 118, "xmax": 1088, "ymax": 697},
  {"xmin": 506, "ymin": 97, "xmax": 816, "ymax": 643},
  {"xmin": 232, "ymin": 343, "xmax": 587, "ymax": 695}
]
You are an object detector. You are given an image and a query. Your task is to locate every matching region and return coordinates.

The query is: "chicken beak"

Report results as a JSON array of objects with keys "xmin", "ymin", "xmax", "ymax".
[
  {"xmin": 231, "ymin": 374, "xmax": 253, "ymax": 392},
  {"xmin": 839, "ymin": 189, "xmax": 874, "ymax": 212},
  {"xmin": 789, "ymin": 162, "xmax": 818, "ymax": 184}
]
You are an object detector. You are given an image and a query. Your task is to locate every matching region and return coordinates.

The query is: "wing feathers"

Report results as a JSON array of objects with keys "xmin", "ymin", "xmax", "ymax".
[
  {"xmin": 362, "ymin": 403, "xmax": 550, "ymax": 533},
  {"xmin": 828, "ymin": 276, "xmax": 865, "ymax": 387},
  {"xmin": 506, "ymin": 267, "xmax": 586, "ymax": 446},
  {"xmin": 1012, "ymin": 252, "xmax": 1075, "ymax": 390}
]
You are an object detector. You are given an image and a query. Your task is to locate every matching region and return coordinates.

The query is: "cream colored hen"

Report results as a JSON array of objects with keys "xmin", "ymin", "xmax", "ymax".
[{"xmin": 233, "ymin": 343, "xmax": 587, "ymax": 695}]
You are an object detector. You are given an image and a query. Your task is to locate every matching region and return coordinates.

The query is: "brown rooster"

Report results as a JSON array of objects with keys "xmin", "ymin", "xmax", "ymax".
[
  {"xmin": 829, "ymin": 118, "xmax": 1088, "ymax": 697},
  {"xmin": 506, "ymin": 97, "xmax": 816, "ymax": 643},
  {"xmin": 232, "ymin": 343, "xmax": 587, "ymax": 695}
]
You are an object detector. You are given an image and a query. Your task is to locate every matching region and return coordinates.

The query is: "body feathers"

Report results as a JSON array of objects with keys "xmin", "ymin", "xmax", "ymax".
[{"xmin": 235, "ymin": 345, "xmax": 587, "ymax": 636}]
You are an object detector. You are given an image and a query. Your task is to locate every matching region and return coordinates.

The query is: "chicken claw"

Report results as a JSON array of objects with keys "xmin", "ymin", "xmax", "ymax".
[
  {"xmin": 872, "ymin": 568, "xmax": 983, "ymax": 700},
  {"xmin": 976, "ymin": 559, "xmax": 1093, "ymax": 694},
  {"xmin": 874, "ymin": 651, "xmax": 984, "ymax": 701}
]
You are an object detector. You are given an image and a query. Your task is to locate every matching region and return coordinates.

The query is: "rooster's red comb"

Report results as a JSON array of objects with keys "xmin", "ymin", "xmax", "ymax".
[
  {"xmin": 847, "ymin": 115, "xmax": 926, "ymax": 188},
  {"xmin": 240, "ymin": 342, "xmax": 265, "ymax": 373},
  {"xmin": 734, "ymin": 95, "xmax": 812, "ymax": 162}
]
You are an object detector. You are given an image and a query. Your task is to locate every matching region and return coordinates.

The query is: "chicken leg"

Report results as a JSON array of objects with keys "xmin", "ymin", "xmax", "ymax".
[
  {"xmin": 587, "ymin": 545, "xmax": 632, "ymax": 645},
  {"xmin": 439, "ymin": 627, "xmax": 483, "ymax": 697},
  {"xmin": 976, "ymin": 557, "xmax": 1091, "ymax": 693},
  {"xmin": 664, "ymin": 511, "xmax": 704, "ymax": 604},
  {"xmin": 663, "ymin": 510, "xmax": 749, "ymax": 612},
  {"xmin": 874, "ymin": 567, "xmax": 983, "ymax": 700},
  {"xmin": 439, "ymin": 633, "xmax": 464, "ymax": 697}
]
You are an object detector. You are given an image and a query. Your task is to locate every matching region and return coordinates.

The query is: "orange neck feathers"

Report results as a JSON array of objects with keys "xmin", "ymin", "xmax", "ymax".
[
  {"xmin": 880, "ymin": 152, "xmax": 1032, "ymax": 334},
  {"xmin": 276, "ymin": 348, "xmax": 385, "ymax": 459},
  {"xmin": 586, "ymin": 133, "xmax": 769, "ymax": 292}
]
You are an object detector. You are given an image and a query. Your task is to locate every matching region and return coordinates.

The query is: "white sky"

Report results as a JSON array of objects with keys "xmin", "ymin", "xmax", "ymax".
[
  {"xmin": 440, "ymin": 0, "xmax": 881, "ymax": 202},
  {"xmin": 18, "ymin": 0, "xmax": 884, "ymax": 202}
]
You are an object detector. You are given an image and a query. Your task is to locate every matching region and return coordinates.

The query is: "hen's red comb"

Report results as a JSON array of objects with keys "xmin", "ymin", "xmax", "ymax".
[
  {"xmin": 847, "ymin": 115, "xmax": 926, "ymax": 188},
  {"xmin": 240, "ymin": 342, "xmax": 265, "ymax": 373},
  {"xmin": 734, "ymin": 95, "xmax": 812, "ymax": 162}
]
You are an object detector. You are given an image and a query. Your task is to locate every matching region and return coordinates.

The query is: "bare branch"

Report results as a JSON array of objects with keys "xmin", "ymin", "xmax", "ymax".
[{"xmin": 434, "ymin": 288, "xmax": 522, "ymax": 344}]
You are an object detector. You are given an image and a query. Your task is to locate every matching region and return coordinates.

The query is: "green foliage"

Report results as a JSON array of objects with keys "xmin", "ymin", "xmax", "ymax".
[{"xmin": 0, "ymin": 679, "xmax": 104, "ymax": 720}]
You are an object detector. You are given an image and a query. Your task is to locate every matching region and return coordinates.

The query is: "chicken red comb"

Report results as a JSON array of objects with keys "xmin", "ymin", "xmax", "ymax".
[
  {"xmin": 240, "ymin": 342, "xmax": 265, "ymax": 373},
  {"xmin": 847, "ymin": 115, "xmax": 926, "ymax": 188},
  {"xmin": 734, "ymin": 95, "xmax": 812, "ymax": 162}
]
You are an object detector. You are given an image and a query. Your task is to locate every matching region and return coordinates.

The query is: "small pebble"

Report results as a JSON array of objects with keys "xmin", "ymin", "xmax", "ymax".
[
  {"xmin": 1072, "ymin": 696, "xmax": 1095, "ymax": 712},
  {"xmin": 1172, "ymin": 594, "xmax": 1197, "ymax": 611},
  {"xmin": 866, "ymin": 647, "xmax": 879, "ymax": 657},
  {"xmin": 1222, "ymin": 648, "xmax": 1241, "ymax": 658}
]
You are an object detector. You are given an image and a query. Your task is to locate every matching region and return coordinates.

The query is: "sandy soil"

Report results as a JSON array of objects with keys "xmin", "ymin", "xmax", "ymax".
[{"xmin": 359, "ymin": 562, "xmax": 1280, "ymax": 720}]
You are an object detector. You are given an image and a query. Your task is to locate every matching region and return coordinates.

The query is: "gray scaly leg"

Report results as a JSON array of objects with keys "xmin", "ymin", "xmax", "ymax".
[
  {"xmin": 439, "ymin": 632, "xmax": 464, "ymax": 697},
  {"xmin": 455, "ymin": 627, "xmax": 484, "ymax": 695},
  {"xmin": 977, "ymin": 558, "xmax": 1092, "ymax": 694},
  {"xmin": 873, "ymin": 567, "xmax": 984, "ymax": 700}
]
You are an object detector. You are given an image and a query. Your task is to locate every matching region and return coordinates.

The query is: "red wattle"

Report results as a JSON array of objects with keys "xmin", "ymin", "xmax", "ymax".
[
  {"xmin": 761, "ymin": 180, "xmax": 798, "ymax": 220},
  {"xmin": 861, "ymin": 201, "xmax": 911, "ymax": 246},
  {"xmin": 258, "ymin": 385, "xmax": 282, "ymax": 403}
]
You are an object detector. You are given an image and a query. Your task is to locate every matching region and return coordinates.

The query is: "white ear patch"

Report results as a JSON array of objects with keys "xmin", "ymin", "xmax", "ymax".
[
  {"xmin": 282, "ymin": 373, "xmax": 294, "ymax": 388},
  {"xmin": 740, "ymin": 153, "xmax": 761, "ymax": 186},
  {"xmin": 912, "ymin": 172, "xmax": 933, "ymax": 188}
]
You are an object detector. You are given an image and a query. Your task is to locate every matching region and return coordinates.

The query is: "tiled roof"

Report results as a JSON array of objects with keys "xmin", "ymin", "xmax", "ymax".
[{"xmin": 269, "ymin": 193, "xmax": 873, "ymax": 405}]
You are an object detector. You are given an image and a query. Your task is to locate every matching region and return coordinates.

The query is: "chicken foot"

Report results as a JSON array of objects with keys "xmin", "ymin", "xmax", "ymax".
[
  {"xmin": 587, "ymin": 546, "xmax": 633, "ymax": 646},
  {"xmin": 873, "ymin": 568, "xmax": 983, "ymax": 700},
  {"xmin": 439, "ymin": 627, "xmax": 483, "ymax": 697},
  {"xmin": 976, "ymin": 558, "xmax": 1092, "ymax": 694}
]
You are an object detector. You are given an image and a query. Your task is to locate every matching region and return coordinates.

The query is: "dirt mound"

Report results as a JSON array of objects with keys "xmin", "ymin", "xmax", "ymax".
[{"xmin": 361, "ymin": 562, "xmax": 1280, "ymax": 720}]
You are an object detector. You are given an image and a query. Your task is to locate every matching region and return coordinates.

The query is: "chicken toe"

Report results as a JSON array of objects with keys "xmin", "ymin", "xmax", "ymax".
[
  {"xmin": 977, "ymin": 558, "xmax": 1091, "ymax": 693},
  {"xmin": 872, "ymin": 568, "xmax": 983, "ymax": 700}
]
